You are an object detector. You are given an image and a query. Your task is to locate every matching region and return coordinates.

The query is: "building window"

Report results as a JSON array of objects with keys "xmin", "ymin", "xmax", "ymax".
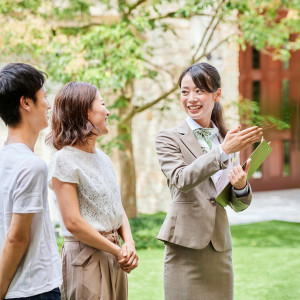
[
  {"xmin": 252, "ymin": 81, "xmax": 260, "ymax": 104},
  {"xmin": 252, "ymin": 48, "xmax": 260, "ymax": 69},
  {"xmin": 283, "ymin": 140, "xmax": 291, "ymax": 176},
  {"xmin": 282, "ymin": 79, "xmax": 290, "ymax": 123},
  {"xmin": 252, "ymin": 80, "xmax": 261, "ymax": 125}
]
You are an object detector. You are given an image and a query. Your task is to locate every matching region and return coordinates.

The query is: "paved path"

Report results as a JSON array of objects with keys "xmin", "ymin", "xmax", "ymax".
[{"xmin": 226, "ymin": 188, "xmax": 300, "ymax": 225}]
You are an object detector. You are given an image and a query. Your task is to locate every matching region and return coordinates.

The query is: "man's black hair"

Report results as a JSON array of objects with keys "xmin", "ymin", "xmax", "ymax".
[{"xmin": 0, "ymin": 63, "xmax": 46, "ymax": 126}]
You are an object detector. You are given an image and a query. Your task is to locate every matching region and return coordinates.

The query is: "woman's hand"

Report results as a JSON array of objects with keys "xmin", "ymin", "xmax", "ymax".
[
  {"xmin": 117, "ymin": 242, "xmax": 138, "ymax": 273},
  {"xmin": 229, "ymin": 158, "xmax": 251, "ymax": 190},
  {"xmin": 114, "ymin": 247, "xmax": 125, "ymax": 261},
  {"xmin": 221, "ymin": 125, "xmax": 263, "ymax": 155}
]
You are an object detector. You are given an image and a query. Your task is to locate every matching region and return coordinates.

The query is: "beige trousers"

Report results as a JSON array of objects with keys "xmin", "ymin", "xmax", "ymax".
[
  {"xmin": 61, "ymin": 231, "xmax": 128, "ymax": 300},
  {"xmin": 164, "ymin": 241, "xmax": 233, "ymax": 300}
]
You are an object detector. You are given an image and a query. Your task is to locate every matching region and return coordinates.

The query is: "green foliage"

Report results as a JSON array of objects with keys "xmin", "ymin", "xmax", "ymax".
[
  {"xmin": 1, "ymin": 0, "xmax": 298, "ymax": 123},
  {"xmin": 2, "ymin": 0, "xmax": 298, "ymax": 82},
  {"xmin": 236, "ymin": 98, "xmax": 290, "ymax": 130},
  {"xmin": 96, "ymin": 134, "xmax": 126, "ymax": 154},
  {"xmin": 231, "ymin": 0, "xmax": 300, "ymax": 60},
  {"xmin": 129, "ymin": 212, "xmax": 166, "ymax": 249},
  {"xmin": 0, "ymin": 0, "xmax": 42, "ymax": 14}
]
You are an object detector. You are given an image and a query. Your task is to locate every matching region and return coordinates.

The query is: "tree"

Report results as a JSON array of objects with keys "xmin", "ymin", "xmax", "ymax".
[{"xmin": 1, "ymin": 0, "xmax": 299, "ymax": 217}]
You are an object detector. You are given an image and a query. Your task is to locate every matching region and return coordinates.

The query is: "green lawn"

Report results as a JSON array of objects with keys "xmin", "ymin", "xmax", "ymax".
[
  {"xmin": 231, "ymin": 221, "xmax": 300, "ymax": 300},
  {"xmin": 56, "ymin": 218, "xmax": 300, "ymax": 300},
  {"xmin": 128, "ymin": 249, "xmax": 164, "ymax": 300},
  {"xmin": 127, "ymin": 220, "xmax": 300, "ymax": 300}
]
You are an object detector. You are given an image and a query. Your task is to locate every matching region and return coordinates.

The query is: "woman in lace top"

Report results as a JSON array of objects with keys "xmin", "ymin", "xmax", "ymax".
[{"xmin": 47, "ymin": 82, "xmax": 138, "ymax": 300}]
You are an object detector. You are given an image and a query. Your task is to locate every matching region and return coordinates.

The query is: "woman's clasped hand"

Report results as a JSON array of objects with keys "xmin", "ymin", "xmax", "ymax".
[{"xmin": 117, "ymin": 242, "xmax": 138, "ymax": 273}]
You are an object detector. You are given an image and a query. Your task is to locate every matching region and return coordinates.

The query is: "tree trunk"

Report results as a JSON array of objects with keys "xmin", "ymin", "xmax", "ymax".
[
  {"xmin": 117, "ymin": 118, "xmax": 137, "ymax": 218},
  {"xmin": 117, "ymin": 83, "xmax": 137, "ymax": 218}
]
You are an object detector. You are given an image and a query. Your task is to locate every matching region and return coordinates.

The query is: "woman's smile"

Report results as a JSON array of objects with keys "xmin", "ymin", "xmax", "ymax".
[{"xmin": 188, "ymin": 105, "xmax": 203, "ymax": 112}]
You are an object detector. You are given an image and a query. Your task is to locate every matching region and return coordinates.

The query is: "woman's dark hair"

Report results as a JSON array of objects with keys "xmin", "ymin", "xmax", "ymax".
[
  {"xmin": 178, "ymin": 62, "xmax": 228, "ymax": 138},
  {"xmin": 46, "ymin": 81, "xmax": 98, "ymax": 150},
  {"xmin": 0, "ymin": 63, "xmax": 46, "ymax": 126}
]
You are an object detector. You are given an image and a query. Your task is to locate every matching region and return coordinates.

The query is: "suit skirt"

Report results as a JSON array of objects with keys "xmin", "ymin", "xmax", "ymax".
[
  {"xmin": 164, "ymin": 241, "xmax": 233, "ymax": 300},
  {"xmin": 60, "ymin": 231, "xmax": 127, "ymax": 300}
]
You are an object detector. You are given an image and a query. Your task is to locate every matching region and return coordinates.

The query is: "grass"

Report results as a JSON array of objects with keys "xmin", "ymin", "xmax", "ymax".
[
  {"xmin": 128, "ymin": 249, "xmax": 164, "ymax": 300},
  {"xmin": 56, "ymin": 215, "xmax": 300, "ymax": 299},
  {"xmin": 233, "ymin": 247, "xmax": 300, "ymax": 299},
  {"xmin": 231, "ymin": 221, "xmax": 300, "ymax": 300},
  {"xmin": 127, "ymin": 219, "xmax": 300, "ymax": 300},
  {"xmin": 230, "ymin": 221, "xmax": 300, "ymax": 248}
]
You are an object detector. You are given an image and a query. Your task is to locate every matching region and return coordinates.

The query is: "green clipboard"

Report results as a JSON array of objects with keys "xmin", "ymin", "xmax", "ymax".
[{"xmin": 216, "ymin": 138, "xmax": 272, "ymax": 207}]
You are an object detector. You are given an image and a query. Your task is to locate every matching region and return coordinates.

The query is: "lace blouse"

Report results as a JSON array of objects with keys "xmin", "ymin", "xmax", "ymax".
[{"xmin": 48, "ymin": 146, "xmax": 123, "ymax": 236}]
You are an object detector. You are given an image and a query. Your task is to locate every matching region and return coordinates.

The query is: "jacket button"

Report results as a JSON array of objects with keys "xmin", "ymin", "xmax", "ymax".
[{"xmin": 209, "ymin": 197, "xmax": 216, "ymax": 205}]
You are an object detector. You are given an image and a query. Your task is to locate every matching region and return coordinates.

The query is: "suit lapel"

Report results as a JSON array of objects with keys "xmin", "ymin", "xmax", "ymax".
[
  {"xmin": 177, "ymin": 120, "xmax": 235, "ymax": 194},
  {"xmin": 176, "ymin": 120, "xmax": 204, "ymax": 158},
  {"xmin": 177, "ymin": 120, "xmax": 217, "ymax": 193}
]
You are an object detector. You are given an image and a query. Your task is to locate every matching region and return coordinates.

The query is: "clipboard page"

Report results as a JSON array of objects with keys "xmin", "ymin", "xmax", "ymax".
[{"xmin": 216, "ymin": 138, "xmax": 272, "ymax": 207}]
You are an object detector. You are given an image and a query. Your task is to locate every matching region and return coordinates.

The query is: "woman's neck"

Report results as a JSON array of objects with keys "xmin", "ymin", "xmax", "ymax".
[{"xmin": 73, "ymin": 138, "xmax": 97, "ymax": 154}]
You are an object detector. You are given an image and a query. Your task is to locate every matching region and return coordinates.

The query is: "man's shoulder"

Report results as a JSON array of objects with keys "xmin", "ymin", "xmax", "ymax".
[
  {"xmin": 23, "ymin": 155, "xmax": 47, "ymax": 173},
  {"xmin": 1, "ymin": 144, "xmax": 47, "ymax": 175}
]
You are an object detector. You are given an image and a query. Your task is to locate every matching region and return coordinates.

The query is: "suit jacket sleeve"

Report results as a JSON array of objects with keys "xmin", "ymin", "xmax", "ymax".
[{"xmin": 156, "ymin": 129, "xmax": 229, "ymax": 193}]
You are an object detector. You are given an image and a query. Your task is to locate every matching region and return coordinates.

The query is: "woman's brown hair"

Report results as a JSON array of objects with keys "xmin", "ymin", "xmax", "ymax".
[
  {"xmin": 178, "ymin": 62, "xmax": 228, "ymax": 138},
  {"xmin": 46, "ymin": 81, "xmax": 98, "ymax": 150}
]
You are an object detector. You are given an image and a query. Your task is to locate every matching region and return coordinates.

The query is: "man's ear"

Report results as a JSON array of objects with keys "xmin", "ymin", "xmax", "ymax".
[
  {"xmin": 19, "ymin": 96, "xmax": 31, "ymax": 111},
  {"xmin": 214, "ymin": 88, "xmax": 221, "ymax": 103}
]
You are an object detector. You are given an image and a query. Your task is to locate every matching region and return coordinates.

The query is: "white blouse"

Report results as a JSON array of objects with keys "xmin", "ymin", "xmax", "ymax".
[{"xmin": 48, "ymin": 146, "xmax": 123, "ymax": 236}]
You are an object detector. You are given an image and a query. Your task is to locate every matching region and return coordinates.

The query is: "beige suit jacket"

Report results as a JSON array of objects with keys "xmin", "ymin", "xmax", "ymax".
[{"xmin": 156, "ymin": 120, "xmax": 252, "ymax": 251}]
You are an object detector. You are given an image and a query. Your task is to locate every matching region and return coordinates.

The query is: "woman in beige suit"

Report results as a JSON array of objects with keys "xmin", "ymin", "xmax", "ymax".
[{"xmin": 156, "ymin": 62, "xmax": 262, "ymax": 300}]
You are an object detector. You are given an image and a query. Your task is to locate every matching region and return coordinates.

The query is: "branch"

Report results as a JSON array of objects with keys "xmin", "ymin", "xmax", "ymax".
[
  {"xmin": 142, "ymin": 57, "xmax": 174, "ymax": 80},
  {"xmin": 191, "ymin": 0, "xmax": 226, "ymax": 64},
  {"xmin": 149, "ymin": 12, "xmax": 212, "ymax": 22},
  {"xmin": 122, "ymin": 85, "xmax": 178, "ymax": 123},
  {"xmin": 201, "ymin": 16, "xmax": 222, "ymax": 58},
  {"xmin": 123, "ymin": 0, "xmax": 147, "ymax": 17},
  {"xmin": 55, "ymin": 22, "xmax": 101, "ymax": 30},
  {"xmin": 194, "ymin": 34, "xmax": 235, "ymax": 62}
]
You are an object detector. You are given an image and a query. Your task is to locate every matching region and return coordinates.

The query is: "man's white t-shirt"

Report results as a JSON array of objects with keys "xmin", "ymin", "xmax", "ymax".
[{"xmin": 0, "ymin": 143, "xmax": 62, "ymax": 298}]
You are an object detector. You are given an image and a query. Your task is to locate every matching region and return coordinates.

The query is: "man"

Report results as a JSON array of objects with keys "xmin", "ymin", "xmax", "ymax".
[{"xmin": 0, "ymin": 63, "xmax": 62, "ymax": 299}]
